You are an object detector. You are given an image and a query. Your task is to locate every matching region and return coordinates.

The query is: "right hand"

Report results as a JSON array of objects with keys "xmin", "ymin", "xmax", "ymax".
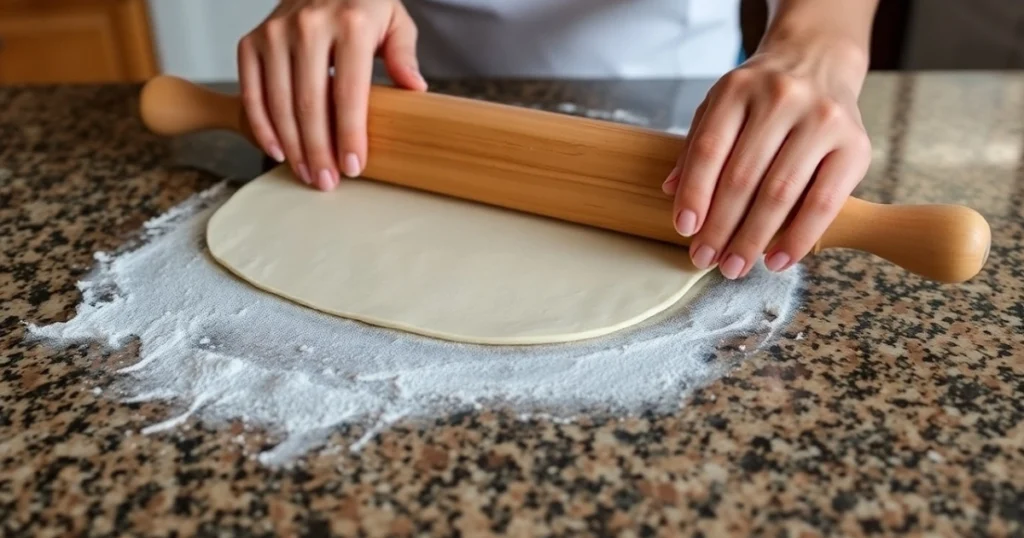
[{"xmin": 238, "ymin": 0, "xmax": 427, "ymax": 191}]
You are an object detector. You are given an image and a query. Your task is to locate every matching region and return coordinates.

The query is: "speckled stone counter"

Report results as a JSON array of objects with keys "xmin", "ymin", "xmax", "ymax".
[{"xmin": 2, "ymin": 72, "xmax": 1022, "ymax": 537}]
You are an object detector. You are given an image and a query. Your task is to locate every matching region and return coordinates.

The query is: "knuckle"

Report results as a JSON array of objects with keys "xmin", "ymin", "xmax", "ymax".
[
  {"xmin": 267, "ymin": 94, "xmax": 292, "ymax": 117},
  {"xmin": 763, "ymin": 173, "xmax": 802, "ymax": 206},
  {"xmin": 812, "ymin": 100, "xmax": 844, "ymax": 125},
  {"xmin": 237, "ymin": 34, "xmax": 255, "ymax": 53},
  {"xmin": 807, "ymin": 190, "xmax": 842, "ymax": 215},
  {"xmin": 688, "ymin": 134, "xmax": 727, "ymax": 162},
  {"xmin": 240, "ymin": 86, "xmax": 261, "ymax": 107},
  {"xmin": 768, "ymin": 73, "xmax": 802, "ymax": 101},
  {"xmin": 295, "ymin": 7, "xmax": 327, "ymax": 32},
  {"xmin": 262, "ymin": 18, "xmax": 287, "ymax": 40},
  {"xmin": 294, "ymin": 92, "xmax": 318, "ymax": 116},
  {"xmin": 849, "ymin": 131, "xmax": 872, "ymax": 156},
  {"xmin": 723, "ymin": 167, "xmax": 759, "ymax": 191},
  {"xmin": 720, "ymin": 68, "xmax": 753, "ymax": 92},
  {"xmin": 337, "ymin": 8, "xmax": 371, "ymax": 35}
]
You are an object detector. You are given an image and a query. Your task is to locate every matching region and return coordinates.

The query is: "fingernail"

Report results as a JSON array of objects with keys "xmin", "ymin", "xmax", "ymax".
[
  {"xmin": 765, "ymin": 251, "xmax": 791, "ymax": 272},
  {"xmin": 318, "ymin": 168, "xmax": 337, "ymax": 190},
  {"xmin": 268, "ymin": 144, "xmax": 285, "ymax": 163},
  {"xmin": 297, "ymin": 164, "xmax": 312, "ymax": 185},
  {"xmin": 343, "ymin": 153, "xmax": 361, "ymax": 178},
  {"xmin": 675, "ymin": 209, "xmax": 697, "ymax": 236},
  {"xmin": 661, "ymin": 177, "xmax": 678, "ymax": 195},
  {"xmin": 692, "ymin": 245, "xmax": 716, "ymax": 269},
  {"xmin": 720, "ymin": 254, "xmax": 745, "ymax": 280}
]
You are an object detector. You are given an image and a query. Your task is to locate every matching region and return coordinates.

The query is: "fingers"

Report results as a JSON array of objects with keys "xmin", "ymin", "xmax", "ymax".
[
  {"xmin": 716, "ymin": 122, "xmax": 833, "ymax": 279},
  {"xmin": 665, "ymin": 62, "xmax": 872, "ymax": 280},
  {"xmin": 669, "ymin": 89, "xmax": 747, "ymax": 265},
  {"xmin": 766, "ymin": 138, "xmax": 870, "ymax": 271},
  {"xmin": 382, "ymin": 8, "xmax": 427, "ymax": 91},
  {"xmin": 294, "ymin": 10, "xmax": 338, "ymax": 191},
  {"xmin": 238, "ymin": 36, "xmax": 284, "ymax": 164},
  {"xmin": 237, "ymin": 2, "xmax": 421, "ymax": 189},
  {"xmin": 333, "ymin": 18, "xmax": 376, "ymax": 179},
  {"xmin": 687, "ymin": 98, "xmax": 803, "ymax": 277},
  {"xmin": 262, "ymin": 20, "xmax": 310, "ymax": 185}
]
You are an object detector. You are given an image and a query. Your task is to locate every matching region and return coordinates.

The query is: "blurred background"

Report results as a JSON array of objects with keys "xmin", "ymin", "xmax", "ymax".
[{"xmin": 0, "ymin": 0, "xmax": 1021, "ymax": 84}]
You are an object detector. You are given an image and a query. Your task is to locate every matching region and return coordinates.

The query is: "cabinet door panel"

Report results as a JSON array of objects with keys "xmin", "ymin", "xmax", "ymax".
[
  {"xmin": 0, "ymin": 10, "xmax": 121, "ymax": 83},
  {"xmin": 0, "ymin": 1, "xmax": 157, "ymax": 84}
]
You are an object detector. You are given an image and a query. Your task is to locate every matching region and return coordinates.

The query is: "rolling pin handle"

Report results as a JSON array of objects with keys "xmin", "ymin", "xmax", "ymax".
[
  {"xmin": 815, "ymin": 197, "xmax": 991, "ymax": 284},
  {"xmin": 139, "ymin": 75, "xmax": 256, "ymax": 144}
]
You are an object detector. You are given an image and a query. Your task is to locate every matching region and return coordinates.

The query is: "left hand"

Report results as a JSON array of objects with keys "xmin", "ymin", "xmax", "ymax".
[{"xmin": 662, "ymin": 36, "xmax": 873, "ymax": 280}]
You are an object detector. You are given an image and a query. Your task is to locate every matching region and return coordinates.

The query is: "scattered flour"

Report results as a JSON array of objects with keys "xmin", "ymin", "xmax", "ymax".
[
  {"xmin": 553, "ymin": 103, "xmax": 689, "ymax": 135},
  {"xmin": 555, "ymin": 102, "xmax": 653, "ymax": 126},
  {"xmin": 27, "ymin": 182, "xmax": 802, "ymax": 466}
]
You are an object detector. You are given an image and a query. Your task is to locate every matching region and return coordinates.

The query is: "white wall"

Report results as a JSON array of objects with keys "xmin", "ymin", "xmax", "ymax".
[{"xmin": 147, "ymin": 0, "xmax": 277, "ymax": 81}]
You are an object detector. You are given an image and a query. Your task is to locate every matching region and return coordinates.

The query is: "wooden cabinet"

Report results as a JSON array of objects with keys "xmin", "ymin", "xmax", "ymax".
[{"xmin": 0, "ymin": 0, "xmax": 157, "ymax": 84}]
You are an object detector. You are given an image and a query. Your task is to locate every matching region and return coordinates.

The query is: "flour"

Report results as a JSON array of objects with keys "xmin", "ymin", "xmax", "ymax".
[
  {"xmin": 555, "ymin": 102, "xmax": 653, "ymax": 126},
  {"xmin": 28, "ymin": 182, "xmax": 801, "ymax": 466},
  {"xmin": 510, "ymin": 102, "xmax": 689, "ymax": 135},
  {"xmin": 554, "ymin": 103, "xmax": 689, "ymax": 135}
]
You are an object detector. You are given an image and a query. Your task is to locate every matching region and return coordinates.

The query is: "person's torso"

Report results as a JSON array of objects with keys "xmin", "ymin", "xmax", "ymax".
[{"xmin": 403, "ymin": 0, "xmax": 742, "ymax": 78}]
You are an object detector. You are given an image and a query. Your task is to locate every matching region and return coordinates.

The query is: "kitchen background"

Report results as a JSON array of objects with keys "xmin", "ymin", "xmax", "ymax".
[{"xmin": 0, "ymin": 0, "xmax": 1021, "ymax": 85}]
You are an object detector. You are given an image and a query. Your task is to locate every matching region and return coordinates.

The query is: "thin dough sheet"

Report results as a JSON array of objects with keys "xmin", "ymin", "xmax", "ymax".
[{"xmin": 206, "ymin": 166, "xmax": 710, "ymax": 345}]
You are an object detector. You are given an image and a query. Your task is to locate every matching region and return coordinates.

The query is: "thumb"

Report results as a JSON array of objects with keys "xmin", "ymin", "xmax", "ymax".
[{"xmin": 381, "ymin": 11, "xmax": 427, "ymax": 91}]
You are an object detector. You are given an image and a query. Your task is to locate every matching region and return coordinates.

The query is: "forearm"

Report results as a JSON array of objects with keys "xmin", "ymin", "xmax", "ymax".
[
  {"xmin": 759, "ymin": 0, "xmax": 880, "ymax": 90},
  {"xmin": 764, "ymin": 0, "xmax": 879, "ymax": 49}
]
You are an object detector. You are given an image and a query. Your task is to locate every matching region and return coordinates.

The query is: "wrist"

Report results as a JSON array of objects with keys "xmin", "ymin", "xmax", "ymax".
[
  {"xmin": 756, "ymin": 29, "xmax": 870, "ymax": 96},
  {"xmin": 757, "ymin": 0, "xmax": 875, "ymax": 94}
]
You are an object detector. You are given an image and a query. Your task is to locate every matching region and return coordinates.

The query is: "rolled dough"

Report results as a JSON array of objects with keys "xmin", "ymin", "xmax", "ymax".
[{"xmin": 206, "ymin": 166, "xmax": 711, "ymax": 345}]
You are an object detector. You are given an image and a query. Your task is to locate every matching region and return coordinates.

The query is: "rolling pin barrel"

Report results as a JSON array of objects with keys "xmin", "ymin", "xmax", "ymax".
[{"xmin": 139, "ymin": 75, "xmax": 991, "ymax": 284}]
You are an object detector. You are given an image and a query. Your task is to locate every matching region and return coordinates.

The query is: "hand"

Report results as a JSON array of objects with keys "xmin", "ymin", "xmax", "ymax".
[
  {"xmin": 237, "ymin": 0, "xmax": 427, "ymax": 191},
  {"xmin": 662, "ymin": 37, "xmax": 872, "ymax": 279}
]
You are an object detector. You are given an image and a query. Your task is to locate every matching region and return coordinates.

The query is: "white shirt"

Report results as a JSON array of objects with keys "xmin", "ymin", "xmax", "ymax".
[{"xmin": 404, "ymin": 0, "xmax": 742, "ymax": 79}]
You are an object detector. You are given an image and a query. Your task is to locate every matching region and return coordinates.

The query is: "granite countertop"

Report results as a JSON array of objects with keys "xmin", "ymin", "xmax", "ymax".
[{"xmin": 2, "ymin": 72, "xmax": 1022, "ymax": 536}]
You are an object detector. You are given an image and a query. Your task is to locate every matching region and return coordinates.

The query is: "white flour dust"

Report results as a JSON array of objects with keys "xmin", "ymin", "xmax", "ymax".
[
  {"xmin": 512, "ymin": 102, "xmax": 689, "ymax": 133},
  {"xmin": 28, "ymin": 183, "xmax": 801, "ymax": 465},
  {"xmin": 554, "ymin": 102, "xmax": 654, "ymax": 126}
]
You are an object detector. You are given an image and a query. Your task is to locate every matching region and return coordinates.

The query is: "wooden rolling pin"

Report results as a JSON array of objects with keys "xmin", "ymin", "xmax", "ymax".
[{"xmin": 139, "ymin": 75, "xmax": 991, "ymax": 284}]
